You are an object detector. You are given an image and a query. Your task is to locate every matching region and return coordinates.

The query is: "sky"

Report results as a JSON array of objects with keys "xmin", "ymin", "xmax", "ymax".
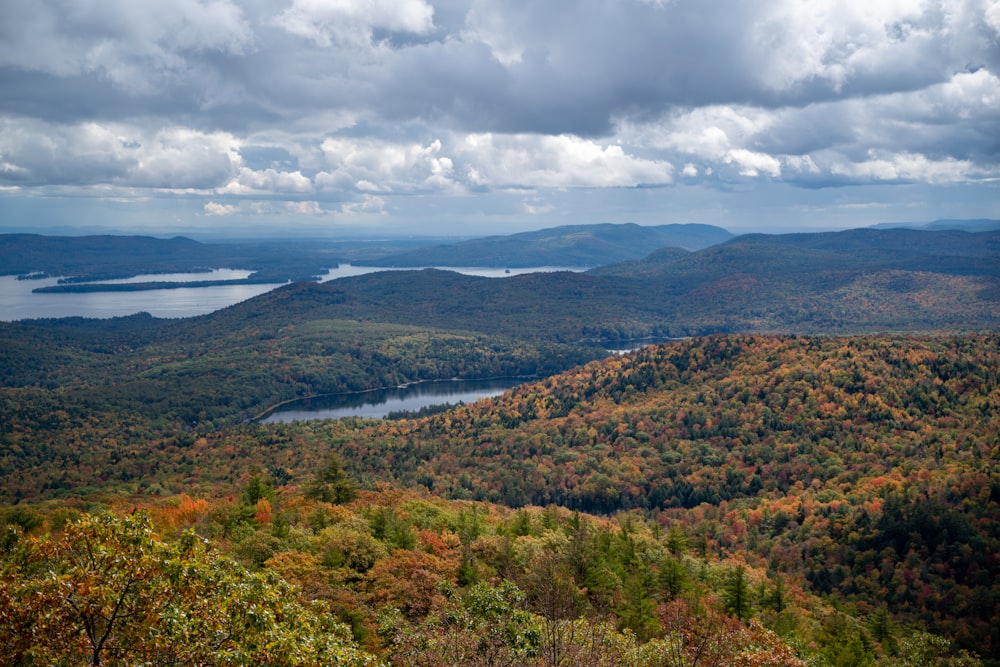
[{"xmin": 1, "ymin": 0, "xmax": 998, "ymax": 238}]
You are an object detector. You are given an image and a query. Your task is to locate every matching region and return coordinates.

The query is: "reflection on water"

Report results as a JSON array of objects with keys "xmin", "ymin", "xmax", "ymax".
[
  {"xmin": 318, "ymin": 265, "xmax": 583, "ymax": 281},
  {"xmin": 259, "ymin": 377, "xmax": 527, "ymax": 423},
  {"xmin": 605, "ymin": 337, "xmax": 683, "ymax": 355}
]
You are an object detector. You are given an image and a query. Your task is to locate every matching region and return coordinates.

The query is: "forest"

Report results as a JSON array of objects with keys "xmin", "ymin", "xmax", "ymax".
[
  {"xmin": 2, "ymin": 331, "xmax": 997, "ymax": 665},
  {"xmin": 2, "ymin": 226, "xmax": 999, "ymax": 665}
]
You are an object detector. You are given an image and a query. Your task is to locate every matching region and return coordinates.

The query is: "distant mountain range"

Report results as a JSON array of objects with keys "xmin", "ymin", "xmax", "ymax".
[
  {"xmin": 353, "ymin": 222, "xmax": 734, "ymax": 268},
  {"xmin": 869, "ymin": 218, "xmax": 1000, "ymax": 232},
  {"xmin": 0, "ymin": 233, "xmax": 429, "ymax": 282},
  {"xmin": 205, "ymin": 226, "xmax": 999, "ymax": 342},
  {"xmin": 0, "ymin": 224, "xmax": 731, "ymax": 282},
  {"xmin": 7, "ymin": 220, "xmax": 996, "ymax": 284},
  {"xmin": 4, "ymin": 224, "xmax": 999, "ymax": 338}
]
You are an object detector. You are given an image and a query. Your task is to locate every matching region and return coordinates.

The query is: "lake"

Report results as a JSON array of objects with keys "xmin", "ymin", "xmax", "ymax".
[
  {"xmin": 0, "ymin": 265, "xmax": 583, "ymax": 321},
  {"xmin": 258, "ymin": 377, "xmax": 527, "ymax": 423},
  {"xmin": 0, "ymin": 269, "xmax": 281, "ymax": 321}
]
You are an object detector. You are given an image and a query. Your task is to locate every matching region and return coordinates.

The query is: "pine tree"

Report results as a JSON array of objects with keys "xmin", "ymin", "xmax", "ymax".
[
  {"xmin": 724, "ymin": 565, "xmax": 751, "ymax": 622},
  {"xmin": 305, "ymin": 454, "xmax": 356, "ymax": 504}
]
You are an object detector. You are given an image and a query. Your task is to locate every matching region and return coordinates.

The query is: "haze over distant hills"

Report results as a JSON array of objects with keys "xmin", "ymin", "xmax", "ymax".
[
  {"xmin": 3, "ymin": 224, "xmax": 997, "ymax": 335},
  {"xmin": 5, "ymin": 220, "xmax": 997, "ymax": 286},
  {"xmin": 0, "ymin": 233, "xmax": 429, "ymax": 283},
  {"xmin": 868, "ymin": 218, "xmax": 1000, "ymax": 232},
  {"xmin": 188, "ymin": 226, "xmax": 998, "ymax": 342},
  {"xmin": 353, "ymin": 222, "xmax": 734, "ymax": 267}
]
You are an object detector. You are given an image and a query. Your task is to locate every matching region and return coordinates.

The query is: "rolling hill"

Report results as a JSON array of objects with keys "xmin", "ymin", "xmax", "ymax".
[
  {"xmin": 353, "ymin": 222, "xmax": 733, "ymax": 267},
  {"xmin": 236, "ymin": 227, "xmax": 999, "ymax": 342}
]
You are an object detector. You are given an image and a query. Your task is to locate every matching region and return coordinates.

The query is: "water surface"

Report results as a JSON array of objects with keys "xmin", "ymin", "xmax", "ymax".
[
  {"xmin": 259, "ymin": 377, "xmax": 526, "ymax": 423},
  {"xmin": 0, "ymin": 270, "xmax": 282, "ymax": 321}
]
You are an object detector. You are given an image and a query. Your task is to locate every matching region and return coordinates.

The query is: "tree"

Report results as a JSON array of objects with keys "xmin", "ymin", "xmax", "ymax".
[
  {"xmin": 724, "ymin": 565, "xmax": 752, "ymax": 622},
  {"xmin": 618, "ymin": 567, "xmax": 661, "ymax": 640},
  {"xmin": 241, "ymin": 471, "xmax": 276, "ymax": 506},
  {"xmin": 306, "ymin": 453, "xmax": 357, "ymax": 504},
  {"xmin": 666, "ymin": 524, "xmax": 688, "ymax": 556},
  {"xmin": 0, "ymin": 512, "xmax": 379, "ymax": 666},
  {"xmin": 892, "ymin": 631, "xmax": 982, "ymax": 667},
  {"xmin": 658, "ymin": 555, "xmax": 689, "ymax": 601},
  {"xmin": 764, "ymin": 575, "xmax": 787, "ymax": 614}
]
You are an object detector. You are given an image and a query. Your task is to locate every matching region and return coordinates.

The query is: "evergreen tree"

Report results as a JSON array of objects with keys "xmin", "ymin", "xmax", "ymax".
[
  {"xmin": 658, "ymin": 555, "xmax": 688, "ymax": 600},
  {"xmin": 724, "ymin": 565, "xmax": 752, "ymax": 622},
  {"xmin": 305, "ymin": 454, "xmax": 356, "ymax": 504},
  {"xmin": 766, "ymin": 574, "xmax": 787, "ymax": 613},
  {"xmin": 619, "ymin": 566, "xmax": 661, "ymax": 640},
  {"xmin": 666, "ymin": 524, "xmax": 688, "ymax": 556}
]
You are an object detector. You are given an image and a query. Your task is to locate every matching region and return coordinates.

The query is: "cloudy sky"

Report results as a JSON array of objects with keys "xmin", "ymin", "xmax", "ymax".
[{"xmin": 1, "ymin": 0, "xmax": 998, "ymax": 237}]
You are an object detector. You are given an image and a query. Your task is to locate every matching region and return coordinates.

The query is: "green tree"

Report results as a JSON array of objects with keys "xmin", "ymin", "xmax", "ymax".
[
  {"xmin": 241, "ymin": 471, "xmax": 275, "ymax": 506},
  {"xmin": 0, "ymin": 512, "xmax": 379, "ymax": 666},
  {"xmin": 305, "ymin": 454, "xmax": 357, "ymax": 505},
  {"xmin": 723, "ymin": 565, "xmax": 751, "ymax": 622},
  {"xmin": 619, "ymin": 567, "xmax": 661, "ymax": 641},
  {"xmin": 658, "ymin": 556, "xmax": 689, "ymax": 601},
  {"xmin": 867, "ymin": 604, "xmax": 897, "ymax": 656},
  {"xmin": 765, "ymin": 574, "xmax": 787, "ymax": 613},
  {"xmin": 666, "ymin": 524, "xmax": 688, "ymax": 556}
]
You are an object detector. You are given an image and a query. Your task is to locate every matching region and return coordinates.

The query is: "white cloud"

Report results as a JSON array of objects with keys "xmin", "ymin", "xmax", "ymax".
[
  {"xmin": 628, "ymin": 105, "xmax": 776, "ymax": 158},
  {"xmin": 204, "ymin": 201, "xmax": 238, "ymax": 216},
  {"xmin": 0, "ymin": 119, "xmax": 240, "ymax": 189},
  {"xmin": 0, "ymin": 0, "xmax": 252, "ymax": 92},
  {"xmin": 522, "ymin": 196, "xmax": 554, "ymax": 215},
  {"xmin": 282, "ymin": 200, "xmax": 325, "ymax": 215},
  {"xmin": 458, "ymin": 133, "xmax": 673, "ymax": 188},
  {"xmin": 222, "ymin": 167, "xmax": 313, "ymax": 194},
  {"xmin": 988, "ymin": 0, "xmax": 1000, "ymax": 34},
  {"xmin": 316, "ymin": 137, "xmax": 457, "ymax": 192},
  {"xmin": 750, "ymin": 0, "xmax": 944, "ymax": 93},
  {"xmin": 340, "ymin": 193, "xmax": 387, "ymax": 215},
  {"xmin": 725, "ymin": 149, "xmax": 782, "ymax": 178},
  {"xmin": 204, "ymin": 199, "xmax": 327, "ymax": 217},
  {"xmin": 130, "ymin": 128, "xmax": 241, "ymax": 189},
  {"xmin": 785, "ymin": 155, "xmax": 820, "ymax": 174},
  {"xmin": 832, "ymin": 152, "xmax": 978, "ymax": 183}
]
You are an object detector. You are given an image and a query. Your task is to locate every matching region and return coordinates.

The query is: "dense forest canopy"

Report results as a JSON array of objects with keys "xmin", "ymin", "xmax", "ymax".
[{"xmin": 2, "ymin": 332, "xmax": 998, "ymax": 663}]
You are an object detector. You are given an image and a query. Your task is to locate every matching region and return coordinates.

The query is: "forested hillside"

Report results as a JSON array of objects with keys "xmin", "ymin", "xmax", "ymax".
[
  {"xmin": 0, "ymin": 314, "xmax": 598, "ymax": 502},
  {"xmin": 3, "ymin": 332, "xmax": 997, "ymax": 663},
  {"xmin": 253, "ymin": 227, "xmax": 1000, "ymax": 340},
  {"xmin": 229, "ymin": 334, "xmax": 997, "ymax": 661},
  {"xmin": 1, "ymin": 480, "xmax": 983, "ymax": 666}
]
